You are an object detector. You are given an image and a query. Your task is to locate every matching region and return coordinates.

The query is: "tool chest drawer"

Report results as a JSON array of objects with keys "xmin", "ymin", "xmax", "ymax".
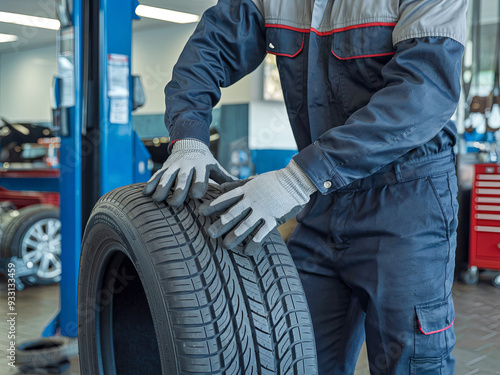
[
  {"xmin": 470, "ymin": 164, "xmax": 500, "ymax": 270},
  {"xmin": 474, "ymin": 231, "xmax": 500, "ymax": 258}
]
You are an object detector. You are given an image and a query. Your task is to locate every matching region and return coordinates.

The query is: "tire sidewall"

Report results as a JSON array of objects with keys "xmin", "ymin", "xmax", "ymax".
[
  {"xmin": 3, "ymin": 207, "xmax": 59, "ymax": 259},
  {"xmin": 16, "ymin": 337, "xmax": 77, "ymax": 367},
  {"xmin": 78, "ymin": 201, "xmax": 177, "ymax": 375}
]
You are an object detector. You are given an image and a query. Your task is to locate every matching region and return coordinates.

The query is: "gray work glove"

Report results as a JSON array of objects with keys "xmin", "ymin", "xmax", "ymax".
[
  {"xmin": 143, "ymin": 139, "xmax": 235, "ymax": 207},
  {"xmin": 199, "ymin": 159, "xmax": 317, "ymax": 251}
]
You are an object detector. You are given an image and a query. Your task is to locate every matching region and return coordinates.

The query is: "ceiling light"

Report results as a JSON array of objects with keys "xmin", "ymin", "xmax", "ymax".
[
  {"xmin": 0, "ymin": 11, "xmax": 60, "ymax": 30},
  {"xmin": 135, "ymin": 5, "xmax": 200, "ymax": 24},
  {"xmin": 0, "ymin": 33, "xmax": 19, "ymax": 43}
]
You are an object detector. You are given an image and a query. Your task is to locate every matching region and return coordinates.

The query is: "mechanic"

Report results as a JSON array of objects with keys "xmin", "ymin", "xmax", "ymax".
[{"xmin": 143, "ymin": 0, "xmax": 467, "ymax": 373}]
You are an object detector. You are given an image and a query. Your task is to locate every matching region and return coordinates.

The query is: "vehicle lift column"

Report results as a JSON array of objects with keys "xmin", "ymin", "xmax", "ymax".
[{"xmin": 44, "ymin": 0, "xmax": 147, "ymax": 337}]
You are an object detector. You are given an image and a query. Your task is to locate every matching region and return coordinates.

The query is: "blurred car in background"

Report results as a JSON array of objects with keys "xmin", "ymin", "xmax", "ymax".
[{"xmin": 0, "ymin": 118, "xmax": 60, "ymax": 290}]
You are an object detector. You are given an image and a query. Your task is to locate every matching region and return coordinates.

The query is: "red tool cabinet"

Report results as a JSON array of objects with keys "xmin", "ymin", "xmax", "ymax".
[{"xmin": 468, "ymin": 164, "xmax": 500, "ymax": 287}]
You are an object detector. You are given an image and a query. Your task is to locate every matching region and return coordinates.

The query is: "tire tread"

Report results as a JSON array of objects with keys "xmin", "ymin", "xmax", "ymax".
[{"xmin": 92, "ymin": 184, "xmax": 317, "ymax": 374}]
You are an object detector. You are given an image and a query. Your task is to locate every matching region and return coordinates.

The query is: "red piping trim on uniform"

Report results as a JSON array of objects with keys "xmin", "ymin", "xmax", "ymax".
[
  {"xmin": 418, "ymin": 318, "xmax": 455, "ymax": 336},
  {"xmin": 265, "ymin": 23, "xmax": 311, "ymax": 33},
  {"xmin": 267, "ymin": 33, "xmax": 305, "ymax": 57},
  {"xmin": 311, "ymin": 22, "xmax": 397, "ymax": 36},
  {"xmin": 265, "ymin": 22, "xmax": 397, "ymax": 58},
  {"xmin": 331, "ymin": 50, "xmax": 395, "ymax": 60},
  {"xmin": 265, "ymin": 22, "xmax": 396, "ymax": 35}
]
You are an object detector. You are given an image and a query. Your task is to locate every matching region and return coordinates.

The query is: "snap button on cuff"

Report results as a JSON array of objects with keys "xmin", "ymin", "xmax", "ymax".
[{"xmin": 323, "ymin": 181, "xmax": 332, "ymax": 189}]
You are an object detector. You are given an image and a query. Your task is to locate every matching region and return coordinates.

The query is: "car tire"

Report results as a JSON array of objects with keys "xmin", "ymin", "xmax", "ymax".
[
  {"xmin": 0, "ymin": 204, "xmax": 61, "ymax": 286},
  {"xmin": 16, "ymin": 336, "xmax": 78, "ymax": 369},
  {"xmin": 78, "ymin": 183, "xmax": 318, "ymax": 375}
]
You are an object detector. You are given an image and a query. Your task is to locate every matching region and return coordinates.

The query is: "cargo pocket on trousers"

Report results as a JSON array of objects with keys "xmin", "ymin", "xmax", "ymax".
[
  {"xmin": 411, "ymin": 294, "xmax": 456, "ymax": 374},
  {"xmin": 410, "ymin": 357, "xmax": 443, "ymax": 374}
]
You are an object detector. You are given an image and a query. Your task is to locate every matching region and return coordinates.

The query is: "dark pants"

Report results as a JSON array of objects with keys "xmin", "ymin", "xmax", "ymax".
[{"xmin": 288, "ymin": 150, "xmax": 458, "ymax": 375}]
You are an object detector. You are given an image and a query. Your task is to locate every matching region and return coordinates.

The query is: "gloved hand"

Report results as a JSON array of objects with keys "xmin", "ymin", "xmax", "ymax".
[
  {"xmin": 199, "ymin": 160, "xmax": 317, "ymax": 251},
  {"xmin": 143, "ymin": 139, "xmax": 235, "ymax": 207}
]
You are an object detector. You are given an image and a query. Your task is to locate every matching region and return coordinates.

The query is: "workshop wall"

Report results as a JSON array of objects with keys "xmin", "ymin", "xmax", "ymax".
[
  {"xmin": 0, "ymin": 44, "xmax": 56, "ymax": 123},
  {"xmin": 0, "ymin": 23, "xmax": 255, "ymax": 123},
  {"xmin": 132, "ymin": 24, "xmax": 254, "ymax": 115}
]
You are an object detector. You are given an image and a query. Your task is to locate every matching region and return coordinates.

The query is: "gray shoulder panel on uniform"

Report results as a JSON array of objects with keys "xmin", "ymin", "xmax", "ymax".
[
  {"xmin": 251, "ymin": 0, "xmax": 265, "ymax": 16},
  {"xmin": 393, "ymin": 0, "xmax": 468, "ymax": 46},
  {"xmin": 319, "ymin": 0, "xmax": 399, "ymax": 32},
  {"xmin": 262, "ymin": 0, "xmax": 314, "ymax": 28},
  {"xmin": 258, "ymin": 0, "xmax": 467, "ymax": 46}
]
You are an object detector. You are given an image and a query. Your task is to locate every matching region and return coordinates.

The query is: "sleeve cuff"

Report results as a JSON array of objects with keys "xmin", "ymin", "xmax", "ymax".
[
  {"xmin": 168, "ymin": 120, "xmax": 211, "ymax": 148},
  {"xmin": 293, "ymin": 142, "xmax": 346, "ymax": 194}
]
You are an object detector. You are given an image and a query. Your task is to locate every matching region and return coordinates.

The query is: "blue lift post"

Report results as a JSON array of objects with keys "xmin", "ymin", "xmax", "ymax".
[
  {"xmin": 44, "ymin": 0, "xmax": 144, "ymax": 337},
  {"xmin": 100, "ymin": 0, "xmax": 139, "ymax": 195},
  {"xmin": 44, "ymin": 0, "xmax": 84, "ymax": 337}
]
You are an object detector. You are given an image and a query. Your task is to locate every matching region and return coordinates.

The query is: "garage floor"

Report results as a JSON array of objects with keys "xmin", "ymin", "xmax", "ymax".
[{"xmin": 0, "ymin": 275, "xmax": 499, "ymax": 374}]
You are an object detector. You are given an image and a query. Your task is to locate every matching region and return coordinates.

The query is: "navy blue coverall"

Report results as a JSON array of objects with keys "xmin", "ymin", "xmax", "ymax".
[{"xmin": 164, "ymin": 0, "xmax": 467, "ymax": 373}]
